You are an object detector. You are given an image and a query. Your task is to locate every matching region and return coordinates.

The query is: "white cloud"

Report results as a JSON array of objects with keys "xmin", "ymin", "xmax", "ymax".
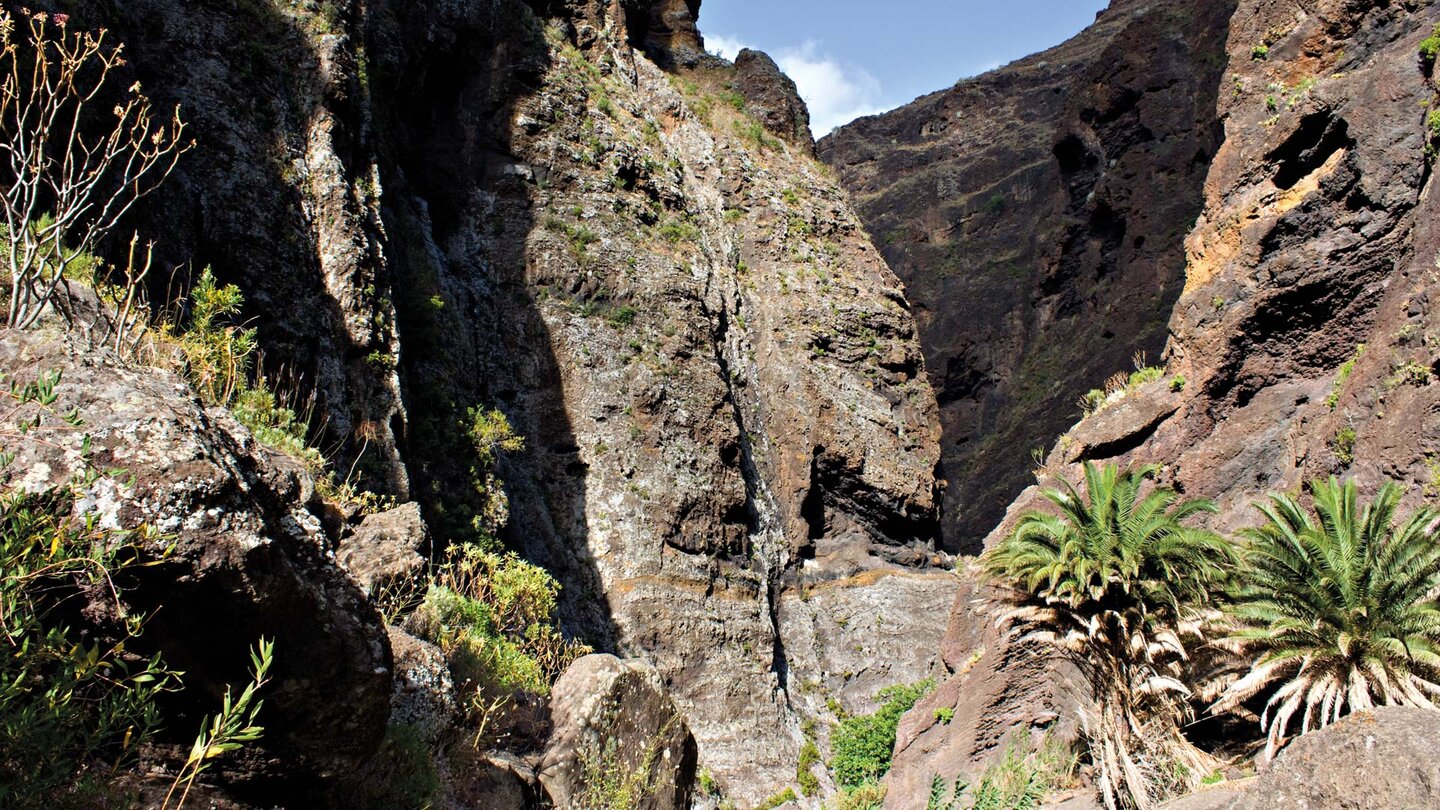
[
  {"xmin": 705, "ymin": 33, "xmax": 751, "ymax": 62},
  {"xmin": 704, "ymin": 35, "xmax": 889, "ymax": 138},
  {"xmin": 776, "ymin": 42, "xmax": 887, "ymax": 137}
]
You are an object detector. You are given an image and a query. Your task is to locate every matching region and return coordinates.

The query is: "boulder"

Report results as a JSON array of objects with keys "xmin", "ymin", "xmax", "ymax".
[
  {"xmin": 1159, "ymin": 707, "xmax": 1440, "ymax": 809},
  {"xmin": 538, "ymin": 654, "xmax": 698, "ymax": 809},
  {"xmin": 338, "ymin": 502, "xmax": 429, "ymax": 597},
  {"xmin": 0, "ymin": 327, "xmax": 391, "ymax": 797},
  {"xmin": 386, "ymin": 626, "xmax": 457, "ymax": 743},
  {"xmin": 1236, "ymin": 707, "xmax": 1440, "ymax": 809}
]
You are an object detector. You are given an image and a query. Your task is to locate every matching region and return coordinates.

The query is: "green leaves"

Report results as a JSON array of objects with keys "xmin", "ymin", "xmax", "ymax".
[
  {"xmin": 1217, "ymin": 478, "xmax": 1440, "ymax": 758},
  {"xmin": 164, "ymin": 637, "xmax": 274, "ymax": 810},
  {"xmin": 829, "ymin": 679, "xmax": 934, "ymax": 788},
  {"xmin": 983, "ymin": 462, "xmax": 1230, "ymax": 808}
]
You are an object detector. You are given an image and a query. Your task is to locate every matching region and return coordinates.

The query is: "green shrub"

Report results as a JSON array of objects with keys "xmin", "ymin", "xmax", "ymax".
[
  {"xmin": 1251, "ymin": 43, "xmax": 1269, "ymax": 61},
  {"xmin": 1127, "ymin": 365, "xmax": 1165, "ymax": 387},
  {"xmin": 1331, "ymin": 425, "xmax": 1357, "ymax": 466},
  {"xmin": 928, "ymin": 741, "xmax": 1073, "ymax": 810},
  {"xmin": 757, "ymin": 787, "xmax": 799, "ymax": 810},
  {"xmin": 1169, "ymin": 374, "xmax": 1186, "ymax": 392},
  {"xmin": 1325, "ymin": 344, "xmax": 1366, "ymax": 409},
  {"xmin": 933, "ymin": 707, "xmax": 955, "ymax": 725},
  {"xmin": 1421, "ymin": 24, "xmax": 1440, "ymax": 68},
  {"xmin": 411, "ymin": 544, "xmax": 590, "ymax": 741},
  {"xmin": 658, "ymin": 219, "xmax": 701, "ymax": 244},
  {"xmin": 718, "ymin": 88, "xmax": 746, "ymax": 111},
  {"xmin": 798, "ymin": 738, "xmax": 822, "ymax": 796},
  {"xmin": 163, "ymin": 268, "xmax": 320, "ymax": 466},
  {"xmin": 606, "ymin": 305, "xmax": 637, "ymax": 329},
  {"xmin": 735, "ymin": 119, "xmax": 779, "ymax": 151},
  {"xmin": 829, "ymin": 782, "xmax": 886, "ymax": 810},
  {"xmin": 830, "ymin": 679, "xmax": 935, "ymax": 788}
]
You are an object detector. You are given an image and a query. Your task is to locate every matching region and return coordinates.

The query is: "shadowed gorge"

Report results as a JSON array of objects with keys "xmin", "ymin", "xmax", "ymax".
[{"xmin": 820, "ymin": 0, "xmax": 1237, "ymax": 552}]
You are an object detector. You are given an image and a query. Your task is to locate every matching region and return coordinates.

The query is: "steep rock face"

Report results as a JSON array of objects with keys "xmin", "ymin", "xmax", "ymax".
[
  {"xmin": 51, "ymin": 0, "xmax": 953, "ymax": 802},
  {"xmin": 821, "ymin": 0, "xmax": 1237, "ymax": 551},
  {"xmin": 882, "ymin": 0, "xmax": 1440, "ymax": 801}
]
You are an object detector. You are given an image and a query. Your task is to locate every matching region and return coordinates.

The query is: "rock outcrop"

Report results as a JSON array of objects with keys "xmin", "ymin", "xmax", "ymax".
[
  {"xmin": 1158, "ymin": 707, "xmax": 1440, "ymax": 810},
  {"xmin": 0, "ymin": 325, "xmax": 392, "ymax": 800},
  {"xmin": 821, "ymin": 0, "xmax": 1237, "ymax": 552},
  {"xmin": 874, "ymin": 0, "xmax": 1440, "ymax": 802},
  {"xmin": 51, "ymin": 0, "xmax": 955, "ymax": 802}
]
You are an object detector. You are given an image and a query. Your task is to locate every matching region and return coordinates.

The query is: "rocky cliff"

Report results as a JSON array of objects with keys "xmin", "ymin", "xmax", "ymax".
[
  {"xmin": 854, "ymin": 0, "xmax": 1440, "ymax": 804},
  {"xmin": 42, "ymin": 0, "xmax": 955, "ymax": 803},
  {"xmin": 821, "ymin": 0, "xmax": 1237, "ymax": 552}
]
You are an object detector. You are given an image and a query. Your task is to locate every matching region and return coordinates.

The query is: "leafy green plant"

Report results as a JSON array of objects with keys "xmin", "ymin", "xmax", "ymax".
[
  {"xmin": 658, "ymin": 219, "xmax": 701, "ymax": 244},
  {"xmin": 1331, "ymin": 426, "xmax": 1356, "ymax": 466},
  {"xmin": 1324, "ymin": 344, "xmax": 1366, "ymax": 409},
  {"xmin": 757, "ymin": 787, "xmax": 799, "ymax": 810},
  {"xmin": 1420, "ymin": 24, "xmax": 1440, "ymax": 69},
  {"xmin": 162, "ymin": 268, "xmax": 319, "ymax": 466},
  {"xmin": 930, "ymin": 740, "xmax": 1074, "ymax": 810},
  {"xmin": 163, "ymin": 638, "xmax": 274, "ymax": 810},
  {"xmin": 983, "ymin": 463, "xmax": 1233, "ymax": 809},
  {"xmin": 0, "ymin": 371, "xmax": 177, "ymax": 806},
  {"xmin": 934, "ymin": 707, "xmax": 955, "ymax": 725},
  {"xmin": 1168, "ymin": 375, "xmax": 1186, "ymax": 392},
  {"xmin": 1387, "ymin": 360, "xmax": 1430, "ymax": 389},
  {"xmin": 830, "ymin": 679, "xmax": 935, "ymax": 788},
  {"xmin": 1213, "ymin": 478, "xmax": 1440, "ymax": 759},
  {"xmin": 735, "ymin": 119, "xmax": 780, "ymax": 151},
  {"xmin": 1080, "ymin": 353, "xmax": 1168, "ymax": 416},
  {"xmin": 798, "ymin": 737, "xmax": 822, "ymax": 796},
  {"xmin": 410, "ymin": 544, "xmax": 590, "ymax": 746}
]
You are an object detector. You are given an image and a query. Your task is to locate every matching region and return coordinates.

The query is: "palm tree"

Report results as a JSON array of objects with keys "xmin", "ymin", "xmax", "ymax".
[
  {"xmin": 983, "ymin": 462, "xmax": 1233, "ymax": 810},
  {"xmin": 1213, "ymin": 478, "xmax": 1440, "ymax": 759}
]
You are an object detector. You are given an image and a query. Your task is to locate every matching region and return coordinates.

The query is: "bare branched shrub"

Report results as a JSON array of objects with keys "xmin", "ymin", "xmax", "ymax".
[{"xmin": 0, "ymin": 10, "xmax": 191, "ymax": 328}]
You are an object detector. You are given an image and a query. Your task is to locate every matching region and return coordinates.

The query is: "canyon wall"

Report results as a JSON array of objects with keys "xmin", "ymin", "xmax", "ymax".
[
  {"xmin": 822, "ymin": 0, "xmax": 1237, "ymax": 552},
  {"xmin": 53, "ymin": 0, "xmax": 956, "ymax": 801},
  {"xmin": 857, "ymin": 0, "xmax": 1440, "ymax": 803}
]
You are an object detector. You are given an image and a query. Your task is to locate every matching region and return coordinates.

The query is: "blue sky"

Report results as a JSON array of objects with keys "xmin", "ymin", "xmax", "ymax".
[{"xmin": 701, "ymin": 0, "xmax": 1110, "ymax": 136}]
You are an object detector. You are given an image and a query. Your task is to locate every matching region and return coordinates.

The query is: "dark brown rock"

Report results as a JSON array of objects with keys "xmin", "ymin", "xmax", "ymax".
[
  {"xmin": 733, "ymin": 48, "xmax": 815, "ymax": 152},
  {"xmin": 386, "ymin": 626, "xmax": 456, "ymax": 744},
  {"xmin": 821, "ymin": 0, "xmax": 1239, "ymax": 552},
  {"xmin": 337, "ymin": 502, "xmax": 429, "ymax": 597}
]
